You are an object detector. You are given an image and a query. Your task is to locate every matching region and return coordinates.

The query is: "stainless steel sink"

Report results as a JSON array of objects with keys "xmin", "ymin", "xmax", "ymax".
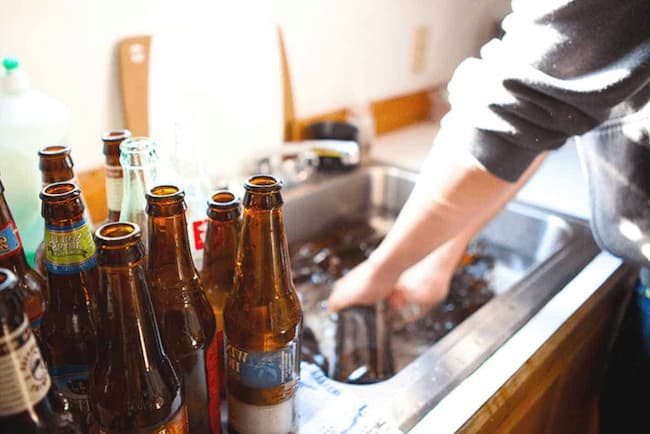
[{"xmin": 283, "ymin": 164, "xmax": 600, "ymax": 431}]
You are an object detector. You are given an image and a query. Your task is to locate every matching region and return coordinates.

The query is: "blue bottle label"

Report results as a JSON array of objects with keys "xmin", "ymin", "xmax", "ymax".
[
  {"xmin": 226, "ymin": 342, "xmax": 297, "ymax": 389},
  {"xmin": 0, "ymin": 222, "xmax": 22, "ymax": 259}
]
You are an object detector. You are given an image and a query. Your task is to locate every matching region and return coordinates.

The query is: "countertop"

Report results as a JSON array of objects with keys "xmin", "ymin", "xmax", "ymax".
[{"xmin": 369, "ymin": 121, "xmax": 626, "ymax": 433}]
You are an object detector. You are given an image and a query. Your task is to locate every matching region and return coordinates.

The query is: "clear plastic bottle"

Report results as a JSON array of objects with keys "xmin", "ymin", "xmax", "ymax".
[
  {"xmin": 0, "ymin": 57, "xmax": 70, "ymax": 264},
  {"xmin": 118, "ymin": 137, "xmax": 160, "ymax": 249}
]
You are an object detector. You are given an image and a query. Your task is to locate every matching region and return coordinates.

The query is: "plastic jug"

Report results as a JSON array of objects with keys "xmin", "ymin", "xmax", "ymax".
[{"xmin": 0, "ymin": 57, "xmax": 70, "ymax": 264}]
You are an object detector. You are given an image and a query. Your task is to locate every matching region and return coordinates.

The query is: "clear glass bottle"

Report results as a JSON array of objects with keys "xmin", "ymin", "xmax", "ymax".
[
  {"xmin": 118, "ymin": 137, "xmax": 159, "ymax": 249},
  {"xmin": 168, "ymin": 121, "xmax": 212, "ymax": 267}
]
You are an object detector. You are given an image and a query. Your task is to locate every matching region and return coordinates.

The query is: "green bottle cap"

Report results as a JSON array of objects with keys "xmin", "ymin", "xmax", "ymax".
[{"xmin": 2, "ymin": 57, "xmax": 19, "ymax": 72}]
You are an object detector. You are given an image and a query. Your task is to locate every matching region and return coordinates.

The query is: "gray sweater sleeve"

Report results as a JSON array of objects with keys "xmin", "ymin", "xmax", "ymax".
[{"xmin": 441, "ymin": 0, "xmax": 650, "ymax": 182}]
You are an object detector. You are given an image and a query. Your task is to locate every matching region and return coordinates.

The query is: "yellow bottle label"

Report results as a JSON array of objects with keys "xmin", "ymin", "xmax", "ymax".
[{"xmin": 44, "ymin": 218, "xmax": 96, "ymax": 274}]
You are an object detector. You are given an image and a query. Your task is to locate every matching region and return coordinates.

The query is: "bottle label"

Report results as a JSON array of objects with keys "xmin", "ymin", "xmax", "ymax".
[
  {"xmin": 49, "ymin": 363, "xmax": 91, "ymax": 415},
  {"xmin": 228, "ymin": 394, "xmax": 295, "ymax": 434},
  {"xmin": 0, "ymin": 318, "xmax": 51, "ymax": 416},
  {"xmin": 206, "ymin": 335, "xmax": 221, "ymax": 434},
  {"xmin": 44, "ymin": 219, "xmax": 97, "ymax": 274},
  {"xmin": 226, "ymin": 340, "xmax": 298, "ymax": 432},
  {"xmin": 105, "ymin": 164, "xmax": 123, "ymax": 212},
  {"xmin": 94, "ymin": 404, "xmax": 189, "ymax": 434},
  {"xmin": 191, "ymin": 218, "xmax": 208, "ymax": 251},
  {"xmin": 227, "ymin": 342, "xmax": 297, "ymax": 389},
  {"xmin": 0, "ymin": 221, "xmax": 22, "ymax": 259}
]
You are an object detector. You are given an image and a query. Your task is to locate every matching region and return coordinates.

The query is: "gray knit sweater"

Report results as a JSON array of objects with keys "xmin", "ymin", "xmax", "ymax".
[
  {"xmin": 441, "ymin": 0, "xmax": 650, "ymax": 264},
  {"xmin": 443, "ymin": 0, "xmax": 650, "ymax": 182}
]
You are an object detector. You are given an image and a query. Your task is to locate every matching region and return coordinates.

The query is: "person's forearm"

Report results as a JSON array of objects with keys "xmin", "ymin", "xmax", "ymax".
[
  {"xmin": 436, "ymin": 150, "xmax": 547, "ymax": 262},
  {"xmin": 367, "ymin": 139, "xmax": 545, "ymax": 283}
]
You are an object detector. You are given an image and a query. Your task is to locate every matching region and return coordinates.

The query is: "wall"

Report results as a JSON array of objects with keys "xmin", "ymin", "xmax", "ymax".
[{"xmin": 0, "ymin": 0, "xmax": 510, "ymax": 172}]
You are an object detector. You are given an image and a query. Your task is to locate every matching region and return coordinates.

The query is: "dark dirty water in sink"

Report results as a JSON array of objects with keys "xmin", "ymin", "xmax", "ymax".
[{"xmin": 291, "ymin": 211, "xmax": 530, "ymax": 384}]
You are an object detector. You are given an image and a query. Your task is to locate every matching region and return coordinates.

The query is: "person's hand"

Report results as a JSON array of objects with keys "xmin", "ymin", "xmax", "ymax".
[
  {"xmin": 389, "ymin": 253, "xmax": 454, "ymax": 308},
  {"xmin": 327, "ymin": 237, "xmax": 467, "ymax": 315},
  {"xmin": 327, "ymin": 258, "xmax": 397, "ymax": 312},
  {"xmin": 387, "ymin": 250, "xmax": 457, "ymax": 326}
]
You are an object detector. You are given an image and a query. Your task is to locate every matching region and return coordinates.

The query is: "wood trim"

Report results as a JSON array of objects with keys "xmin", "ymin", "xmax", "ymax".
[
  {"xmin": 118, "ymin": 35, "xmax": 151, "ymax": 136},
  {"xmin": 78, "ymin": 167, "xmax": 107, "ymax": 224},
  {"xmin": 458, "ymin": 267, "xmax": 636, "ymax": 434},
  {"xmin": 287, "ymin": 87, "xmax": 448, "ymax": 142},
  {"xmin": 278, "ymin": 26, "xmax": 296, "ymax": 142},
  {"xmin": 371, "ymin": 90, "xmax": 434, "ymax": 135}
]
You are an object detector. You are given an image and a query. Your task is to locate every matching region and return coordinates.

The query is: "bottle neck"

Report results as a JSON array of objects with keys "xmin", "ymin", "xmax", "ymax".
[
  {"xmin": 202, "ymin": 218, "xmax": 238, "ymax": 288},
  {"xmin": 104, "ymin": 155, "xmax": 123, "ymax": 220},
  {"xmin": 120, "ymin": 166, "xmax": 156, "ymax": 233},
  {"xmin": 40, "ymin": 168, "xmax": 75, "ymax": 186},
  {"xmin": 0, "ymin": 193, "xmax": 29, "ymax": 271},
  {"xmin": 148, "ymin": 212, "xmax": 197, "ymax": 282},
  {"xmin": 236, "ymin": 206, "xmax": 293, "ymax": 302},
  {"xmin": 97, "ymin": 259, "xmax": 166, "ymax": 361}
]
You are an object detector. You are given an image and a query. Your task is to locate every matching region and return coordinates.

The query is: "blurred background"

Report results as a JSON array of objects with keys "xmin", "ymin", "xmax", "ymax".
[{"xmin": 0, "ymin": 0, "xmax": 510, "ymax": 173}]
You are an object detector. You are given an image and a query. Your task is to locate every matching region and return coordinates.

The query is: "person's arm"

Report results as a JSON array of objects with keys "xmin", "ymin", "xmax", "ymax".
[
  {"xmin": 387, "ymin": 152, "xmax": 547, "ymax": 313},
  {"xmin": 328, "ymin": 0, "xmax": 650, "ymax": 312},
  {"xmin": 327, "ymin": 141, "xmax": 543, "ymax": 312}
]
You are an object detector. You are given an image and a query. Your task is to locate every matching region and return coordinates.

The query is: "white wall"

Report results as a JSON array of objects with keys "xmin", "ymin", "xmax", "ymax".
[{"xmin": 1, "ymin": 0, "xmax": 510, "ymax": 172}]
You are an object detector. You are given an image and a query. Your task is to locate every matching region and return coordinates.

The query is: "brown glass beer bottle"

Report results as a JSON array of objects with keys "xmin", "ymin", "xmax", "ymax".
[
  {"xmin": 0, "ymin": 177, "xmax": 45, "ymax": 335},
  {"xmin": 0, "ymin": 268, "xmax": 82, "ymax": 434},
  {"xmin": 223, "ymin": 175, "xmax": 303, "ymax": 434},
  {"xmin": 39, "ymin": 182, "xmax": 99, "ymax": 431},
  {"xmin": 89, "ymin": 222, "xmax": 188, "ymax": 433},
  {"xmin": 146, "ymin": 185, "xmax": 220, "ymax": 434},
  {"xmin": 101, "ymin": 130, "xmax": 131, "ymax": 223},
  {"xmin": 200, "ymin": 190, "xmax": 240, "ymax": 394},
  {"xmin": 35, "ymin": 145, "xmax": 93, "ymax": 276}
]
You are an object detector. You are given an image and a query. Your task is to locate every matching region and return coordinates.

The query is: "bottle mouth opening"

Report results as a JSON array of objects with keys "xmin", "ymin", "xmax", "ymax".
[
  {"xmin": 102, "ymin": 129, "xmax": 132, "ymax": 143},
  {"xmin": 0, "ymin": 268, "xmax": 17, "ymax": 293},
  {"xmin": 38, "ymin": 145, "xmax": 70, "ymax": 157},
  {"xmin": 40, "ymin": 182, "xmax": 80, "ymax": 200},
  {"xmin": 208, "ymin": 190, "xmax": 240, "ymax": 208},
  {"xmin": 119, "ymin": 137, "xmax": 156, "ymax": 154},
  {"xmin": 244, "ymin": 175, "xmax": 283, "ymax": 192},
  {"xmin": 96, "ymin": 222, "xmax": 141, "ymax": 244},
  {"xmin": 147, "ymin": 185, "xmax": 184, "ymax": 201}
]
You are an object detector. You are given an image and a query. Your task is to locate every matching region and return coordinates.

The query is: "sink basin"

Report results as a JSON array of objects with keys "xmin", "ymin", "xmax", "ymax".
[{"xmin": 282, "ymin": 165, "xmax": 600, "ymax": 431}]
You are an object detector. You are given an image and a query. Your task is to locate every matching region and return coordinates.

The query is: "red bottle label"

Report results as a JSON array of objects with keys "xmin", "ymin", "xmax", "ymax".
[
  {"xmin": 206, "ymin": 334, "xmax": 222, "ymax": 433},
  {"xmin": 192, "ymin": 218, "xmax": 208, "ymax": 251},
  {"xmin": 0, "ymin": 221, "xmax": 22, "ymax": 259}
]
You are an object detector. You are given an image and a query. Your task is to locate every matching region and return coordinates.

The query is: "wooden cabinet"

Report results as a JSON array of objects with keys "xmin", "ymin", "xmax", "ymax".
[{"xmin": 458, "ymin": 266, "xmax": 637, "ymax": 434}]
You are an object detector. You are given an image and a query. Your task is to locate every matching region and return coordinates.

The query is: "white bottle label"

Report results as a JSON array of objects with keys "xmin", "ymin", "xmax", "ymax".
[
  {"xmin": 226, "ymin": 342, "xmax": 298, "ymax": 433},
  {"xmin": 105, "ymin": 164, "xmax": 124, "ymax": 212},
  {"xmin": 0, "ymin": 317, "xmax": 51, "ymax": 416},
  {"xmin": 228, "ymin": 395, "xmax": 295, "ymax": 434}
]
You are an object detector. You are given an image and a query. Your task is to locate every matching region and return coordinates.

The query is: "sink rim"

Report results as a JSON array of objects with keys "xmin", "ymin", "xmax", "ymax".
[{"xmin": 285, "ymin": 164, "xmax": 600, "ymax": 431}]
